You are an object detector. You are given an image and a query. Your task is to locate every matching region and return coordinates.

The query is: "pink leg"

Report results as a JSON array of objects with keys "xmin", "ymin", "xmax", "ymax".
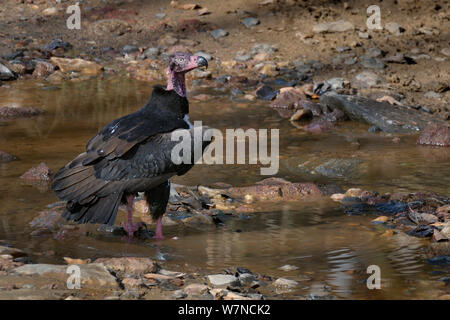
[
  {"xmin": 121, "ymin": 195, "xmax": 142, "ymax": 237},
  {"xmin": 153, "ymin": 216, "xmax": 164, "ymax": 239}
]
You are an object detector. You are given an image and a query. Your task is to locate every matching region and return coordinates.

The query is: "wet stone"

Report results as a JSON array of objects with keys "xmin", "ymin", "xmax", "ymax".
[
  {"xmin": 0, "ymin": 63, "xmax": 16, "ymax": 81},
  {"xmin": 314, "ymin": 158, "xmax": 363, "ymax": 179},
  {"xmin": 417, "ymin": 124, "xmax": 450, "ymax": 147},
  {"xmin": 0, "ymin": 151, "xmax": 17, "ymax": 163},
  {"xmin": 207, "ymin": 274, "xmax": 240, "ymax": 287},
  {"xmin": 255, "ymin": 85, "xmax": 278, "ymax": 101},
  {"xmin": 320, "ymin": 93, "xmax": 446, "ymax": 133},
  {"xmin": 20, "ymin": 163, "xmax": 51, "ymax": 181}
]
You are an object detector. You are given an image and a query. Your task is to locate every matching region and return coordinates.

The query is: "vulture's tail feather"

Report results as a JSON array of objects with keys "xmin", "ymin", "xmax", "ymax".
[
  {"xmin": 52, "ymin": 153, "xmax": 122, "ymax": 226},
  {"xmin": 63, "ymin": 192, "xmax": 122, "ymax": 226}
]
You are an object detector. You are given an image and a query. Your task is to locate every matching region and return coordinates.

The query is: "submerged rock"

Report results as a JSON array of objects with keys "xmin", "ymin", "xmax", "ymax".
[
  {"xmin": 227, "ymin": 178, "xmax": 322, "ymax": 201},
  {"xmin": 314, "ymin": 158, "xmax": 363, "ymax": 178},
  {"xmin": 0, "ymin": 106, "xmax": 43, "ymax": 120},
  {"xmin": 320, "ymin": 93, "xmax": 446, "ymax": 133},
  {"xmin": 417, "ymin": 124, "xmax": 450, "ymax": 147},
  {"xmin": 20, "ymin": 163, "xmax": 52, "ymax": 181},
  {"xmin": 0, "ymin": 151, "xmax": 17, "ymax": 163}
]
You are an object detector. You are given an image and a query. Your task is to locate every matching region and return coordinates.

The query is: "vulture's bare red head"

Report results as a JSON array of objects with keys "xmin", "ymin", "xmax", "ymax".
[{"xmin": 166, "ymin": 52, "xmax": 208, "ymax": 97}]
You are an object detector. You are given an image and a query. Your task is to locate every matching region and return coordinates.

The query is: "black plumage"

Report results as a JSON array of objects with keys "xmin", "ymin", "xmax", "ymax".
[{"xmin": 52, "ymin": 73, "xmax": 210, "ymax": 237}]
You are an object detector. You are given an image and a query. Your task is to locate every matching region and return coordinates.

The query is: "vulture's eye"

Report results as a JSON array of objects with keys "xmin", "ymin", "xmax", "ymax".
[{"xmin": 177, "ymin": 57, "xmax": 185, "ymax": 64}]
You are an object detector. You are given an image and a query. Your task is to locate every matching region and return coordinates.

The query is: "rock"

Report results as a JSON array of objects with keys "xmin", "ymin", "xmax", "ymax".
[
  {"xmin": 139, "ymin": 47, "xmax": 160, "ymax": 60},
  {"xmin": 121, "ymin": 45, "xmax": 139, "ymax": 55},
  {"xmin": 427, "ymin": 256, "xmax": 450, "ymax": 266},
  {"xmin": 325, "ymin": 77, "xmax": 347, "ymax": 91},
  {"xmin": 44, "ymin": 39, "xmax": 72, "ymax": 51},
  {"xmin": 353, "ymin": 71, "xmax": 384, "ymax": 88},
  {"xmin": 440, "ymin": 223, "xmax": 450, "ymax": 239},
  {"xmin": 365, "ymin": 47, "xmax": 383, "ymax": 58},
  {"xmin": 360, "ymin": 56, "xmax": 385, "ymax": 69},
  {"xmin": 314, "ymin": 159, "xmax": 363, "ymax": 178},
  {"xmin": 94, "ymin": 257, "xmax": 158, "ymax": 275},
  {"xmin": 13, "ymin": 263, "xmax": 119, "ymax": 288},
  {"xmin": 0, "ymin": 151, "xmax": 17, "ymax": 163},
  {"xmin": 273, "ymin": 278, "xmax": 298, "ymax": 288},
  {"xmin": 383, "ymin": 53, "xmax": 415, "ymax": 64},
  {"xmin": 417, "ymin": 124, "xmax": 449, "ymax": 147},
  {"xmin": 194, "ymin": 51, "xmax": 212, "ymax": 61},
  {"xmin": 42, "ymin": 7, "xmax": 58, "ymax": 16},
  {"xmin": 259, "ymin": 64, "xmax": 278, "ymax": 76},
  {"xmin": 372, "ymin": 216, "xmax": 389, "ymax": 224},
  {"xmin": 270, "ymin": 87, "xmax": 308, "ymax": 110},
  {"xmin": 433, "ymin": 229, "xmax": 447, "ymax": 242},
  {"xmin": 440, "ymin": 48, "xmax": 450, "ymax": 57},
  {"xmin": 209, "ymin": 29, "xmax": 228, "ymax": 39},
  {"xmin": 227, "ymin": 178, "xmax": 322, "ymax": 201},
  {"xmin": 193, "ymin": 69, "xmax": 212, "ymax": 79},
  {"xmin": 32, "ymin": 60, "xmax": 55, "ymax": 78},
  {"xmin": 320, "ymin": 93, "xmax": 447, "ymax": 133},
  {"xmin": 234, "ymin": 53, "xmax": 252, "ymax": 62},
  {"xmin": 290, "ymin": 109, "xmax": 313, "ymax": 121},
  {"xmin": 331, "ymin": 193, "xmax": 345, "ymax": 201},
  {"xmin": 313, "ymin": 20, "xmax": 354, "ymax": 33},
  {"xmin": 303, "ymin": 118, "xmax": 335, "ymax": 133},
  {"xmin": 385, "ymin": 22, "xmax": 404, "ymax": 36},
  {"xmin": 91, "ymin": 19, "xmax": 132, "ymax": 36},
  {"xmin": 278, "ymin": 265, "xmax": 299, "ymax": 271},
  {"xmin": 184, "ymin": 283, "xmax": 209, "ymax": 295},
  {"xmin": 0, "ymin": 106, "xmax": 43, "ymax": 120},
  {"xmin": 206, "ymin": 274, "xmax": 240, "ymax": 287},
  {"xmin": 255, "ymin": 85, "xmax": 278, "ymax": 101},
  {"xmin": 0, "ymin": 63, "xmax": 16, "ymax": 81},
  {"xmin": 29, "ymin": 208, "xmax": 65, "ymax": 234},
  {"xmin": 238, "ymin": 273, "xmax": 256, "ymax": 285},
  {"xmin": 358, "ymin": 32, "xmax": 370, "ymax": 39},
  {"xmin": 345, "ymin": 188, "xmax": 363, "ymax": 197},
  {"xmin": 192, "ymin": 94, "xmax": 214, "ymax": 101},
  {"xmin": 241, "ymin": 17, "xmax": 260, "ymax": 28},
  {"xmin": 50, "ymin": 57, "xmax": 103, "ymax": 76},
  {"xmin": 20, "ymin": 163, "xmax": 51, "ymax": 181},
  {"xmin": 250, "ymin": 43, "xmax": 277, "ymax": 55},
  {"xmin": 424, "ymin": 91, "xmax": 442, "ymax": 99}
]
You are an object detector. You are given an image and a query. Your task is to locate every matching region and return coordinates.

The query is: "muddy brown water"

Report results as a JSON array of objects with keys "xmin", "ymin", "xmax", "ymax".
[{"xmin": 0, "ymin": 77, "xmax": 449, "ymax": 299}]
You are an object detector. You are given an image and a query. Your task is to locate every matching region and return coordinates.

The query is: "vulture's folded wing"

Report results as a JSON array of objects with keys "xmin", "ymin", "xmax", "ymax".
[{"xmin": 81, "ymin": 111, "xmax": 189, "ymax": 166}]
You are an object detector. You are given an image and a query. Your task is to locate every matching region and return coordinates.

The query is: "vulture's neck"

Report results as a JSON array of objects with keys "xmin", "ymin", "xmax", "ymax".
[{"xmin": 166, "ymin": 69, "xmax": 186, "ymax": 97}]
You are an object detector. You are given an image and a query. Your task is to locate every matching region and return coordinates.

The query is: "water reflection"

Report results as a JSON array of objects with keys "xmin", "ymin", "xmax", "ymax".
[{"xmin": 0, "ymin": 77, "xmax": 448, "ymax": 299}]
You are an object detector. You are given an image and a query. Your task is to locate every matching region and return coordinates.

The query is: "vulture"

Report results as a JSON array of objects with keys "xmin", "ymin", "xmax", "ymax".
[{"xmin": 51, "ymin": 52, "xmax": 210, "ymax": 238}]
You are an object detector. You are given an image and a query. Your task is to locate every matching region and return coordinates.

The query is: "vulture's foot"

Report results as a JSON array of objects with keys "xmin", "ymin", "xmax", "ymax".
[
  {"xmin": 153, "ymin": 216, "xmax": 164, "ymax": 239},
  {"xmin": 121, "ymin": 221, "xmax": 144, "ymax": 237}
]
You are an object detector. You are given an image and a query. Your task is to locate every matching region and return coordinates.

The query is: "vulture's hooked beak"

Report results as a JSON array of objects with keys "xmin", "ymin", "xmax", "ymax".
[{"xmin": 196, "ymin": 56, "xmax": 208, "ymax": 70}]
